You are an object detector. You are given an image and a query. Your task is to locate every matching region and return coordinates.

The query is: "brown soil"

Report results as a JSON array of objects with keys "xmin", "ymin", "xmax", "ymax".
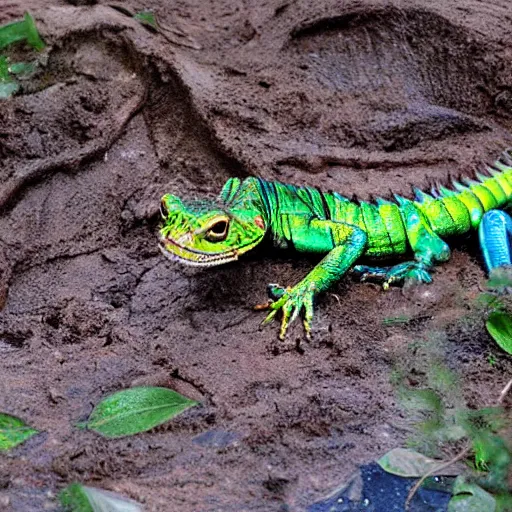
[{"xmin": 1, "ymin": 0, "xmax": 512, "ymax": 510}]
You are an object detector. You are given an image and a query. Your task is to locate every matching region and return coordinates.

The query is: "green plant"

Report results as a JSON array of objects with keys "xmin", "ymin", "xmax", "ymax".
[
  {"xmin": 78, "ymin": 386, "xmax": 198, "ymax": 438},
  {"xmin": 59, "ymin": 482, "xmax": 142, "ymax": 512},
  {"xmin": 380, "ymin": 289, "xmax": 512, "ymax": 511},
  {"xmin": 133, "ymin": 10, "xmax": 158, "ymax": 30},
  {"xmin": 0, "ymin": 412, "xmax": 39, "ymax": 451},
  {"xmin": 487, "ymin": 312, "xmax": 512, "ymax": 355},
  {"xmin": 488, "ymin": 353, "xmax": 498, "ymax": 367},
  {"xmin": 0, "ymin": 12, "xmax": 45, "ymax": 99},
  {"xmin": 381, "ymin": 348, "xmax": 511, "ymax": 511}
]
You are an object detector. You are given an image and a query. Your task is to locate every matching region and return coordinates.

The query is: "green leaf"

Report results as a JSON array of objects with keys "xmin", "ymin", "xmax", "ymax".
[
  {"xmin": 133, "ymin": 11, "xmax": 158, "ymax": 30},
  {"xmin": 472, "ymin": 432, "xmax": 511, "ymax": 491},
  {"xmin": 0, "ymin": 20, "xmax": 28, "ymax": 50},
  {"xmin": 378, "ymin": 448, "xmax": 461, "ymax": 477},
  {"xmin": 9, "ymin": 61, "xmax": 36, "ymax": 76},
  {"xmin": 448, "ymin": 476, "xmax": 496, "ymax": 512},
  {"xmin": 0, "ymin": 12, "xmax": 45, "ymax": 51},
  {"xmin": 442, "ymin": 423, "xmax": 468, "ymax": 442},
  {"xmin": 23, "ymin": 13, "xmax": 45, "ymax": 51},
  {"xmin": 0, "ymin": 80, "xmax": 19, "ymax": 99},
  {"xmin": 0, "ymin": 413, "xmax": 38, "ymax": 451},
  {"xmin": 486, "ymin": 312, "xmax": 512, "ymax": 354},
  {"xmin": 496, "ymin": 493, "xmax": 512, "ymax": 512},
  {"xmin": 0, "ymin": 55, "xmax": 9, "ymax": 81},
  {"xmin": 59, "ymin": 483, "xmax": 93, "ymax": 512},
  {"xmin": 476, "ymin": 292, "xmax": 501, "ymax": 309},
  {"xmin": 82, "ymin": 386, "xmax": 198, "ymax": 438},
  {"xmin": 59, "ymin": 483, "xmax": 142, "ymax": 512}
]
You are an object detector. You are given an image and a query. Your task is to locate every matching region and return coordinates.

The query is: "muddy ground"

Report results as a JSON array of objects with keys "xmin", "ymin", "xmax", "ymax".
[{"xmin": 1, "ymin": 0, "xmax": 512, "ymax": 510}]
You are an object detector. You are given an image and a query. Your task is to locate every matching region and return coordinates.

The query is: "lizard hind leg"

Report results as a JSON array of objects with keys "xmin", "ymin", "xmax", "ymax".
[
  {"xmin": 479, "ymin": 209, "xmax": 512, "ymax": 273},
  {"xmin": 353, "ymin": 261, "xmax": 433, "ymax": 290},
  {"xmin": 354, "ymin": 201, "xmax": 450, "ymax": 289}
]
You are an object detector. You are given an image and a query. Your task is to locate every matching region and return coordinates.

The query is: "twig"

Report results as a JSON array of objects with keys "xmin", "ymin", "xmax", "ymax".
[
  {"xmin": 404, "ymin": 445, "xmax": 470, "ymax": 510},
  {"xmin": 497, "ymin": 377, "xmax": 512, "ymax": 405},
  {"xmin": 405, "ymin": 376, "xmax": 512, "ymax": 510}
]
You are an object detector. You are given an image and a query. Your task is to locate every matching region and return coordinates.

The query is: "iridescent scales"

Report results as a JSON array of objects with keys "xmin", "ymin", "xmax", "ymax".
[
  {"xmin": 160, "ymin": 148, "xmax": 512, "ymax": 339},
  {"xmin": 415, "ymin": 192, "xmax": 471, "ymax": 236}
]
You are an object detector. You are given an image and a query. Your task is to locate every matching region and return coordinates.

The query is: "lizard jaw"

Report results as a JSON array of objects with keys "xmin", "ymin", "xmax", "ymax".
[{"xmin": 158, "ymin": 238, "xmax": 239, "ymax": 267}]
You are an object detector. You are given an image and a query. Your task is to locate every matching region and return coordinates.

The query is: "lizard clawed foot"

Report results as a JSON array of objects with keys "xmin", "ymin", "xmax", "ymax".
[
  {"xmin": 258, "ymin": 283, "xmax": 314, "ymax": 340},
  {"xmin": 353, "ymin": 262, "xmax": 432, "ymax": 290}
]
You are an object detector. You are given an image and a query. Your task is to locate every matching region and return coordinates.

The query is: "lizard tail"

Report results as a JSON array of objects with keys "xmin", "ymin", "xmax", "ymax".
[{"xmin": 413, "ymin": 149, "xmax": 512, "ymax": 236}]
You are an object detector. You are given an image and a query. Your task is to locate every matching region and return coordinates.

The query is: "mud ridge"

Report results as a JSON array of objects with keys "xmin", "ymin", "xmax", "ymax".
[{"xmin": 1, "ymin": 1, "xmax": 512, "ymax": 511}]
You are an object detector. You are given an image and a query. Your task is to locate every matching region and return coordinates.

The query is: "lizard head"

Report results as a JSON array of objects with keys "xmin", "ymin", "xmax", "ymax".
[{"xmin": 158, "ymin": 190, "xmax": 267, "ymax": 267}]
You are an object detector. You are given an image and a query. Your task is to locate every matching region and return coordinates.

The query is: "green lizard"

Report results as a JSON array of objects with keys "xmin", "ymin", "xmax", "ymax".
[{"xmin": 159, "ymin": 149, "xmax": 512, "ymax": 339}]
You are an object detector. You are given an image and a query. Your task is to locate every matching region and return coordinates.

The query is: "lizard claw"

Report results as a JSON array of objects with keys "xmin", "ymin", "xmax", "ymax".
[
  {"xmin": 261, "ymin": 308, "xmax": 278, "ymax": 325},
  {"xmin": 259, "ymin": 283, "xmax": 315, "ymax": 339}
]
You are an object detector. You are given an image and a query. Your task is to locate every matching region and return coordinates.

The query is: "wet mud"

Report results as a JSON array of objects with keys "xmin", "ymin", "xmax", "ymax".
[{"xmin": 1, "ymin": 1, "xmax": 512, "ymax": 510}]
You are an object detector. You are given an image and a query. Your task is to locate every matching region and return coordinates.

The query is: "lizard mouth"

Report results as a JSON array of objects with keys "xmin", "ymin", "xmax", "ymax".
[{"xmin": 158, "ymin": 236, "xmax": 239, "ymax": 267}]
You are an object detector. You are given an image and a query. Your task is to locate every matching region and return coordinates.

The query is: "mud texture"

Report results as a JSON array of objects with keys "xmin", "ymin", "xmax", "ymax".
[{"xmin": 1, "ymin": 1, "xmax": 512, "ymax": 511}]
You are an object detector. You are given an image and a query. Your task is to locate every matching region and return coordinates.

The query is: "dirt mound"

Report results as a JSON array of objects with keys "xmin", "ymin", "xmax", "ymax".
[{"xmin": 1, "ymin": 1, "xmax": 511, "ymax": 510}]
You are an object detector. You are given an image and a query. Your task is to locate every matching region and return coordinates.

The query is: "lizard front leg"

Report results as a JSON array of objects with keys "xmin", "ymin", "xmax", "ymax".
[{"xmin": 261, "ymin": 217, "xmax": 367, "ymax": 339}]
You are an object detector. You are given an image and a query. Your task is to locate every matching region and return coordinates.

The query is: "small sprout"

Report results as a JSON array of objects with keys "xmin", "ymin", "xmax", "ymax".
[
  {"xmin": 79, "ymin": 386, "xmax": 198, "ymax": 438},
  {"xmin": 0, "ymin": 12, "xmax": 45, "ymax": 51},
  {"xmin": 390, "ymin": 344, "xmax": 512, "ymax": 508},
  {"xmin": 9, "ymin": 61, "xmax": 36, "ymax": 76},
  {"xmin": 133, "ymin": 11, "xmax": 158, "ymax": 31},
  {"xmin": 59, "ymin": 482, "xmax": 142, "ymax": 512},
  {"xmin": 0, "ymin": 412, "xmax": 39, "ymax": 451},
  {"xmin": 0, "ymin": 12, "xmax": 44, "ymax": 98}
]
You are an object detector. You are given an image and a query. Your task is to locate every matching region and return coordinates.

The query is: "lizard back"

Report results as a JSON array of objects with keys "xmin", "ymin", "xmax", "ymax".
[{"xmin": 254, "ymin": 149, "xmax": 512, "ymax": 258}]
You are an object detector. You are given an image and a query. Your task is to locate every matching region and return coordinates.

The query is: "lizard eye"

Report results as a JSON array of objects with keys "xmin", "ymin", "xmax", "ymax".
[
  {"xmin": 205, "ymin": 220, "xmax": 228, "ymax": 242},
  {"xmin": 160, "ymin": 199, "xmax": 169, "ymax": 219}
]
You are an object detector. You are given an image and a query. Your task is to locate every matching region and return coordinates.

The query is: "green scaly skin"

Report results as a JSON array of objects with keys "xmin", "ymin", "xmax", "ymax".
[{"xmin": 159, "ymin": 150, "xmax": 512, "ymax": 339}]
